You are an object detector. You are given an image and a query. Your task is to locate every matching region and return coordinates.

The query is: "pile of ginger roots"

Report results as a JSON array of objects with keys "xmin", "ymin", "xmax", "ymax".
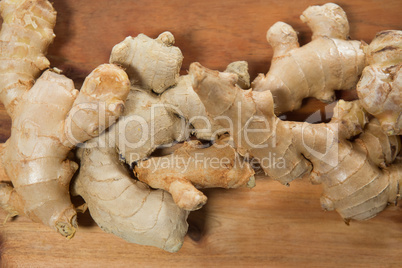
[{"xmin": 0, "ymin": 0, "xmax": 401, "ymax": 252}]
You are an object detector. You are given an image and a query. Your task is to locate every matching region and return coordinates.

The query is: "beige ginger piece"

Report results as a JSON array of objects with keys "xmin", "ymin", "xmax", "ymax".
[
  {"xmin": 108, "ymin": 32, "xmax": 248, "ymax": 163},
  {"xmin": 72, "ymin": 140, "xmax": 189, "ymax": 253},
  {"xmin": 0, "ymin": 0, "xmax": 130, "ymax": 237},
  {"xmin": 0, "ymin": 0, "xmax": 56, "ymax": 116},
  {"xmin": 190, "ymin": 62, "xmax": 402, "ymax": 221},
  {"xmin": 357, "ymin": 30, "xmax": 402, "ymax": 135},
  {"xmin": 72, "ymin": 32, "xmax": 253, "ymax": 250},
  {"xmin": 318, "ymin": 119, "xmax": 402, "ymax": 221},
  {"xmin": 252, "ymin": 3, "xmax": 365, "ymax": 114},
  {"xmin": 110, "ymin": 31, "xmax": 183, "ymax": 94},
  {"xmin": 135, "ymin": 139, "xmax": 255, "ymax": 211},
  {"xmin": 225, "ymin": 61, "xmax": 250, "ymax": 89},
  {"xmin": 160, "ymin": 61, "xmax": 249, "ymax": 140},
  {"xmin": 0, "ymin": 63, "xmax": 129, "ymax": 238}
]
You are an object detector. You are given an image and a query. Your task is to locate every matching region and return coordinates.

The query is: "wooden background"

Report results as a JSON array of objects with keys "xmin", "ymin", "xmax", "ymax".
[{"xmin": 0, "ymin": 0, "xmax": 401, "ymax": 266}]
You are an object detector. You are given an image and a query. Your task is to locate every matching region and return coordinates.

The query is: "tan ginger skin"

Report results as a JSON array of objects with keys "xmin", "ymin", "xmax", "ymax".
[
  {"xmin": 71, "ymin": 32, "xmax": 254, "ymax": 251},
  {"xmin": 110, "ymin": 32, "xmax": 183, "ymax": 94},
  {"xmin": 0, "ymin": 0, "xmax": 400, "ymax": 253},
  {"xmin": 0, "ymin": 0, "xmax": 55, "ymax": 114},
  {"xmin": 0, "ymin": 0, "xmax": 130, "ymax": 238},
  {"xmin": 72, "ymin": 141, "xmax": 189, "ymax": 253},
  {"xmin": 357, "ymin": 30, "xmax": 402, "ymax": 135},
  {"xmin": 108, "ymin": 32, "xmax": 248, "ymax": 163},
  {"xmin": 190, "ymin": 62, "xmax": 402, "ymax": 221},
  {"xmin": 109, "ymin": 33, "xmax": 255, "ymax": 209},
  {"xmin": 135, "ymin": 139, "xmax": 255, "ymax": 211},
  {"xmin": 252, "ymin": 3, "xmax": 365, "ymax": 114},
  {"xmin": 73, "ymin": 135, "xmax": 254, "ymax": 252}
]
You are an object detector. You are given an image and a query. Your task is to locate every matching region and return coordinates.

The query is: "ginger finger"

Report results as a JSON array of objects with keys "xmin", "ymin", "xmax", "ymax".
[
  {"xmin": 190, "ymin": 62, "xmax": 401, "ymax": 221},
  {"xmin": 0, "ymin": 0, "xmax": 56, "ymax": 116},
  {"xmin": 72, "ymin": 138, "xmax": 189, "ymax": 253},
  {"xmin": 252, "ymin": 3, "xmax": 365, "ymax": 114},
  {"xmin": 135, "ymin": 140, "xmax": 255, "ymax": 211},
  {"xmin": 0, "ymin": 62, "xmax": 129, "ymax": 238},
  {"xmin": 357, "ymin": 30, "xmax": 402, "ymax": 135}
]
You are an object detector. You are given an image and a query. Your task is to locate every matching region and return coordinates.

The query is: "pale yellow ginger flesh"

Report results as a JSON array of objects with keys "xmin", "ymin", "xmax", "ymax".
[
  {"xmin": 252, "ymin": 3, "xmax": 365, "ymax": 114},
  {"xmin": 0, "ymin": 0, "xmax": 130, "ymax": 238},
  {"xmin": 190, "ymin": 62, "xmax": 402, "ymax": 221},
  {"xmin": 72, "ymin": 140, "xmax": 189, "ymax": 253},
  {"xmin": 357, "ymin": 30, "xmax": 402, "ymax": 135},
  {"xmin": 135, "ymin": 139, "xmax": 255, "ymax": 211}
]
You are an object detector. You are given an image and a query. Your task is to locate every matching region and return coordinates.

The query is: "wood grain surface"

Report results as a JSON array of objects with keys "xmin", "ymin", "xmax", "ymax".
[{"xmin": 0, "ymin": 0, "xmax": 401, "ymax": 267}]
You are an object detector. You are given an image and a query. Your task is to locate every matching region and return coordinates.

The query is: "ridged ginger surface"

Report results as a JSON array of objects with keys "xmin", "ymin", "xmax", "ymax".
[
  {"xmin": 135, "ymin": 139, "xmax": 255, "ymax": 211},
  {"xmin": 72, "ymin": 141, "xmax": 189, "ymax": 253},
  {"xmin": 72, "ymin": 32, "xmax": 254, "ymax": 251},
  {"xmin": 0, "ymin": 0, "xmax": 130, "ymax": 238},
  {"xmin": 108, "ymin": 32, "xmax": 247, "ymax": 163},
  {"xmin": 252, "ymin": 3, "xmax": 365, "ymax": 114},
  {"xmin": 190, "ymin": 62, "xmax": 402, "ymax": 221},
  {"xmin": 357, "ymin": 30, "xmax": 402, "ymax": 135}
]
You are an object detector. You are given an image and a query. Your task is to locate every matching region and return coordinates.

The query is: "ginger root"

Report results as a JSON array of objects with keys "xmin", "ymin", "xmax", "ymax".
[
  {"xmin": 72, "ymin": 139, "xmax": 189, "ymax": 253},
  {"xmin": 0, "ymin": 0, "xmax": 56, "ymax": 115},
  {"xmin": 0, "ymin": 64, "xmax": 129, "ymax": 238},
  {"xmin": 190, "ymin": 62, "xmax": 402, "ymax": 221},
  {"xmin": 252, "ymin": 3, "xmax": 365, "ymax": 114},
  {"xmin": 110, "ymin": 32, "xmax": 183, "ymax": 94},
  {"xmin": 0, "ymin": 0, "xmax": 130, "ymax": 238},
  {"xmin": 357, "ymin": 30, "xmax": 402, "ymax": 135},
  {"xmin": 135, "ymin": 139, "xmax": 255, "ymax": 211},
  {"xmin": 73, "ymin": 134, "xmax": 254, "ymax": 251},
  {"xmin": 1, "ymin": 0, "xmax": 400, "ymax": 252},
  {"xmin": 70, "ymin": 32, "xmax": 254, "ymax": 251},
  {"xmin": 107, "ymin": 32, "xmax": 247, "ymax": 163}
]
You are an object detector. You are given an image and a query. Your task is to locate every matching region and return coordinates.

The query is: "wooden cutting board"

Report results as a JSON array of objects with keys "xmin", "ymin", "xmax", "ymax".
[{"xmin": 0, "ymin": 0, "xmax": 401, "ymax": 266}]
